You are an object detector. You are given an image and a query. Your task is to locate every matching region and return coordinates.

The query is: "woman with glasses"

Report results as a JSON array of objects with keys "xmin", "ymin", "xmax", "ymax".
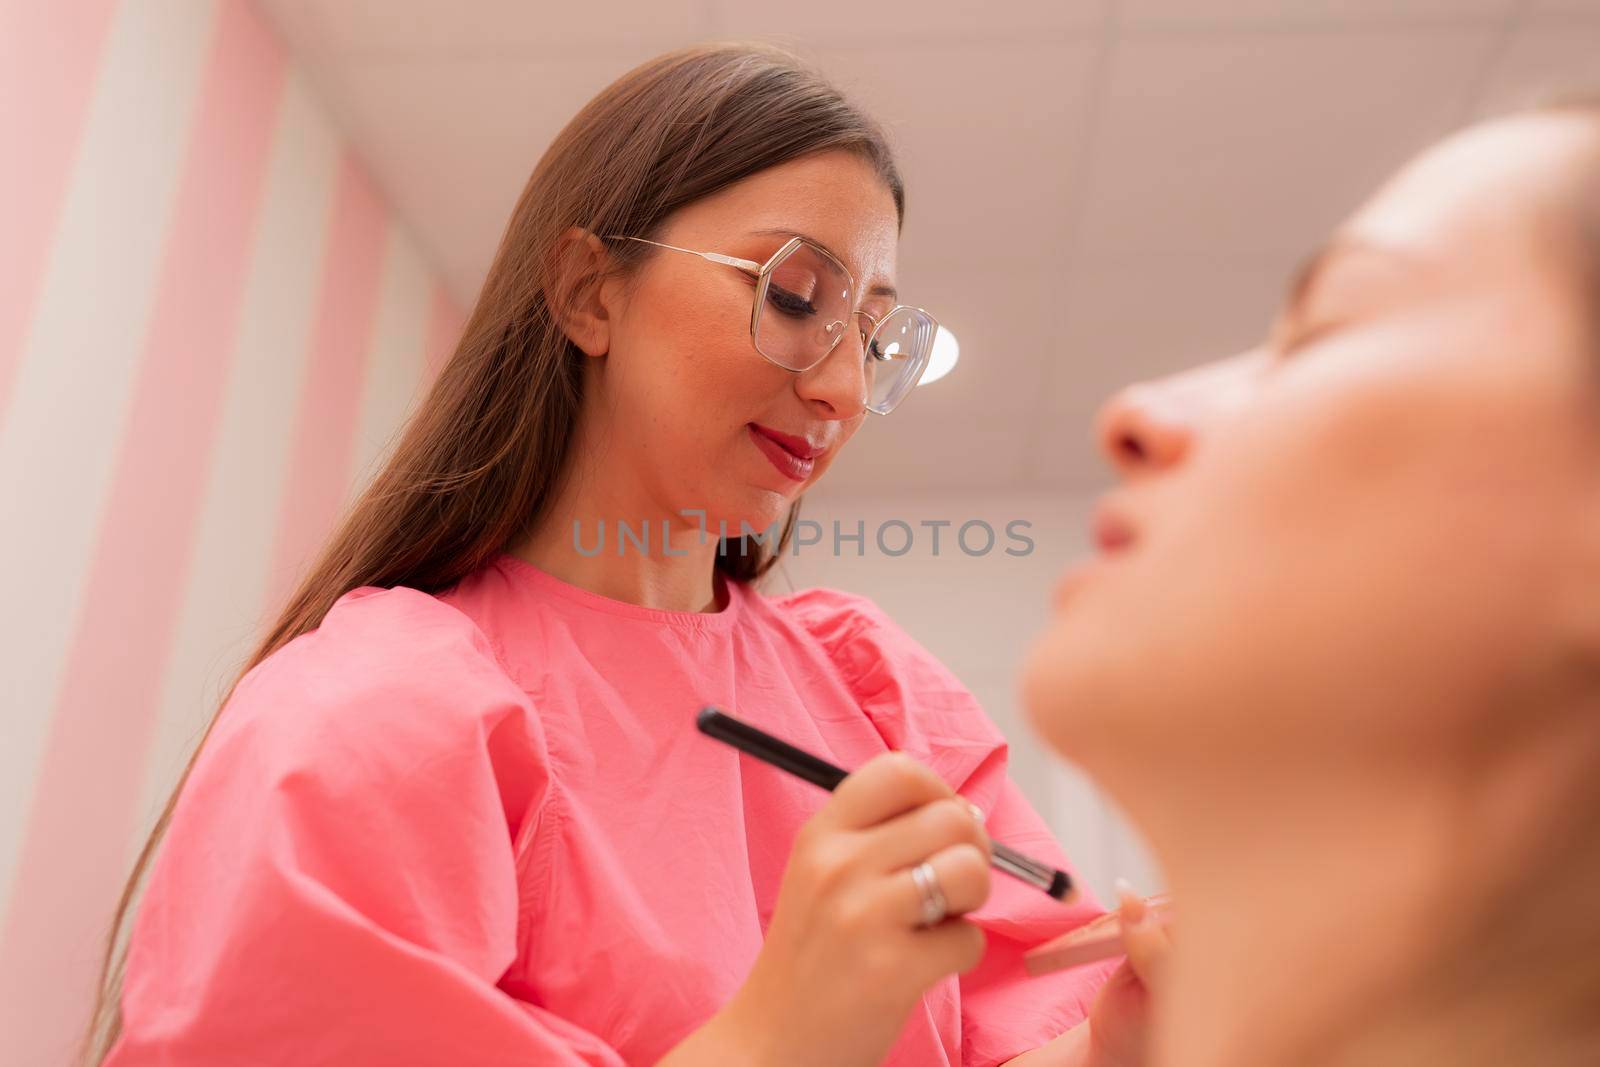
[{"xmin": 90, "ymin": 44, "xmax": 1157, "ymax": 1067}]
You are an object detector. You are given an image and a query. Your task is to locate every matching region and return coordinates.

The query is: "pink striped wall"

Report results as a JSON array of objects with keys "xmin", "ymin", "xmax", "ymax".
[
  {"xmin": 267, "ymin": 156, "xmax": 390, "ymax": 607},
  {"xmin": 0, "ymin": 3, "xmax": 464, "ymax": 1062},
  {"xmin": 0, "ymin": 0, "xmax": 119, "ymax": 428},
  {"xmin": 426, "ymin": 280, "xmax": 469, "ymax": 384}
]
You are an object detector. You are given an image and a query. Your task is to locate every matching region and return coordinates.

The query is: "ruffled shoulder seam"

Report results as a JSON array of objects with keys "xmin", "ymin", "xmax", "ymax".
[{"xmin": 766, "ymin": 585, "xmax": 890, "ymax": 694}]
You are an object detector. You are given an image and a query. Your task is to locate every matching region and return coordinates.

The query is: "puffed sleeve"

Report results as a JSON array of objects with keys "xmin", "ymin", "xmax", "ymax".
[
  {"xmin": 775, "ymin": 587, "xmax": 1120, "ymax": 1067},
  {"xmin": 106, "ymin": 587, "xmax": 627, "ymax": 1066}
]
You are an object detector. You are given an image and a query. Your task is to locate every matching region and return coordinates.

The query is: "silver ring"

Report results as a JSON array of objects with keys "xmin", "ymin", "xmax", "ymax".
[{"xmin": 910, "ymin": 861, "xmax": 948, "ymax": 928}]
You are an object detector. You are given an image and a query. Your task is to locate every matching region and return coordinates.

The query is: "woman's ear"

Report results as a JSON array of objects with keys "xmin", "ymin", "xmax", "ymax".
[{"xmin": 548, "ymin": 227, "xmax": 615, "ymax": 358}]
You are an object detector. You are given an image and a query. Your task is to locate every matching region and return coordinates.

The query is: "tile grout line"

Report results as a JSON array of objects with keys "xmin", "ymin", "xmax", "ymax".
[{"xmin": 1022, "ymin": 0, "xmax": 1123, "ymax": 488}]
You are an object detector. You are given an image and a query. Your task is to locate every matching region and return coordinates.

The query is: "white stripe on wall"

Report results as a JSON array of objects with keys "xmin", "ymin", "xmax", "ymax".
[
  {"xmin": 134, "ymin": 69, "xmax": 340, "ymax": 836},
  {"xmin": 0, "ymin": 0, "xmax": 221, "ymax": 920},
  {"xmin": 350, "ymin": 231, "xmax": 431, "ymax": 492}
]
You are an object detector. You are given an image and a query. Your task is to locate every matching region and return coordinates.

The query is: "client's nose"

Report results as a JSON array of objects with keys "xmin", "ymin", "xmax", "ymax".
[
  {"xmin": 1093, "ymin": 351, "xmax": 1265, "ymax": 481},
  {"xmin": 1094, "ymin": 382, "xmax": 1192, "ymax": 480}
]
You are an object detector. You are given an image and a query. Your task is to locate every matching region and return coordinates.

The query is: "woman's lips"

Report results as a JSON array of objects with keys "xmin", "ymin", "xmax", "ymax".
[
  {"xmin": 1092, "ymin": 502, "xmax": 1137, "ymax": 554},
  {"xmin": 748, "ymin": 424, "xmax": 817, "ymax": 482},
  {"xmin": 1054, "ymin": 501, "xmax": 1138, "ymax": 608},
  {"xmin": 1052, "ymin": 564, "xmax": 1093, "ymax": 610},
  {"xmin": 750, "ymin": 423, "xmax": 825, "ymax": 459}
]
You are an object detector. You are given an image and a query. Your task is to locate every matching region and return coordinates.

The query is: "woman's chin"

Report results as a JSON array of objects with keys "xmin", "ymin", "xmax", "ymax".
[
  {"xmin": 1021, "ymin": 611, "xmax": 1182, "ymax": 778},
  {"xmin": 718, "ymin": 486, "xmax": 801, "ymax": 535},
  {"xmin": 1020, "ymin": 631, "xmax": 1101, "ymax": 759}
]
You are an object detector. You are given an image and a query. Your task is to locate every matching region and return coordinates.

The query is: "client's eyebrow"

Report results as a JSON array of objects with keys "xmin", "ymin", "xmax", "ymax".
[
  {"xmin": 1286, "ymin": 238, "xmax": 1353, "ymax": 316},
  {"xmin": 751, "ymin": 227, "xmax": 899, "ymax": 299},
  {"xmin": 1283, "ymin": 236, "xmax": 1420, "ymax": 322}
]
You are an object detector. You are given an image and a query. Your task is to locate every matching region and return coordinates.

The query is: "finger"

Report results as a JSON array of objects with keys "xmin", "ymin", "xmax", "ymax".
[
  {"xmin": 860, "ymin": 796, "xmax": 990, "ymax": 873},
  {"xmin": 1116, "ymin": 881, "xmax": 1172, "ymax": 988},
  {"xmin": 882, "ymin": 841, "xmax": 992, "ymax": 926},
  {"xmin": 904, "ymin": 917, "xmax": 987, "ymax": 990},
  {"xmin": 1116, "ymin": 879, "xmax": 1146, "ymax": 925},
  {"xmin": 824, "ymin": 752, "xmax": 953, "ymax": 831},
  {"xmin": 1121, "ymin": 911, "xmax": 1171, "ymax": 988}
]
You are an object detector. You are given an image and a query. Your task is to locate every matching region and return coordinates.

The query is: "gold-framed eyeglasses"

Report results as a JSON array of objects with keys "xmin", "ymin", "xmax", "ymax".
[{"xmin": 605, "ymin": 234, "xmax": 938, "ymax": 415}]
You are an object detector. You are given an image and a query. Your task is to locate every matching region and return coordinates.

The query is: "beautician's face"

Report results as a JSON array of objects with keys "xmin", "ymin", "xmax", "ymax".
[
  {"xmin": 1022, "ymin": 114, "xmax": 1600, "ymax": 808},
  {"xmin": 594, "ymin": 150, "xmax": 899, "ymax": 535}
]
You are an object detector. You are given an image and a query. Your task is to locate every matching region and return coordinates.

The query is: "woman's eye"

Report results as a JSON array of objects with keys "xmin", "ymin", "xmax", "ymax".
[
  {"xmin": 868, "ymin": 338, "xmax": 906, "ymax": 363},
  {"xmin": 765, "ymin": 285, "xmax": 815, "ymax": 317}
]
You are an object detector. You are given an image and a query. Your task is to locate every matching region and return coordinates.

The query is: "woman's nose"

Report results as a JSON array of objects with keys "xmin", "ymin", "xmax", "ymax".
[
  {"xmin": 796, "ymin": 328, "xmax": 868, "ymax": 419},
  {"xmin": 1095, "ymin": 381, "xmax": 1194, "ymax": 480},
  {"xmin": 1094, "ymin": 350, "xmax": 1265, "ymax": 480}
]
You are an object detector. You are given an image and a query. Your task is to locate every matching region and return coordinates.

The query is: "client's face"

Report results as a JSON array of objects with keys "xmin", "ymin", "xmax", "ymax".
[{"xmin": 1022, "ymin": 114, "xmax": 1600, "ymax": 823}]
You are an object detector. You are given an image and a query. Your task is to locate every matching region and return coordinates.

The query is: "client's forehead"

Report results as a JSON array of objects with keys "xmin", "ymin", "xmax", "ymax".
[{"xmin": 1348, "ymin": 114, "xmax": 1599, "ymax": 276}]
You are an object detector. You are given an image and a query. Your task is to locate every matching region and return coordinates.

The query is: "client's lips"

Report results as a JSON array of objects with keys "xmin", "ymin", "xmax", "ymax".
[
  {"xmin": 750, "ymin": 423, "xmax": 826, "ymax": 459},
  {"xmin": 1091, "ymin": 499, "xmax": 1137, "ymax": 554},
  {"xmin": 1054, "ymin": 498, "xmax": 1138, "ymax": 609}
]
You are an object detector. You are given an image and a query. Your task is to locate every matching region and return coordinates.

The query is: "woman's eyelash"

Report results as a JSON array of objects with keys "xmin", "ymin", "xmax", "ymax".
[{"xmin": 767, "ymin": 286, "xmax": 816, "ymax": 316}]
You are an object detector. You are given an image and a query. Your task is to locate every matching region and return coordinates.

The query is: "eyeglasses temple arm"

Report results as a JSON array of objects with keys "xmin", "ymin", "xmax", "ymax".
[
  {"xmin": 605, "ymin": 235, "xmax": 761, "ymax": 276},
  {"xmin": 698, "ymin": 251, "xmax": 761, "ymax": 274}
]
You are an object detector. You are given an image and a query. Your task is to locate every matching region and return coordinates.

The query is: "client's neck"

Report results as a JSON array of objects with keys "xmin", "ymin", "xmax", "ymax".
[{"xmin": 1149, "ymin": 739, "xmax": 1600, "ymax": 1067}]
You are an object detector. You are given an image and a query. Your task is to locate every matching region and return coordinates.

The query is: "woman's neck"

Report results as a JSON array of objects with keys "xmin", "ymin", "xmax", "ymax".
[
  {"xmin": 512, "ymin": 524, "xmax": 725, "ymax": 614},
  {"xmin": 512, "ymin": 435, "xmax": 726, "ymax": 614},
  {"xmin": 1148, "ymin": 742, "xmax": 1600, "ymax": 1067}
]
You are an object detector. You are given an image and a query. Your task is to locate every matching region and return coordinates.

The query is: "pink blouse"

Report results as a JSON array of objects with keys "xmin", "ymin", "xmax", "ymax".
[{"xmin": 108, "ymin": 553, "xmax": 1115, "ymax": 1065}]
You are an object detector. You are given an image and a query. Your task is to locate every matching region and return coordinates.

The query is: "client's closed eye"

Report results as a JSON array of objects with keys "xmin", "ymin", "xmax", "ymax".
[
  {"xmin": 1268, "ymin": 237, "xmax": 1421, "ymax": 361},
  {"xmin": 1269, "ymin": 311, "xmax": 1352, "ymax": 359}
]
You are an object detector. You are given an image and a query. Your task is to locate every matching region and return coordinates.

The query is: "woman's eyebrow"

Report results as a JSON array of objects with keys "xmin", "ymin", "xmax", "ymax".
[{"xmin": 749, "ymin": 227, "xmax": 898, "ymax": 299}]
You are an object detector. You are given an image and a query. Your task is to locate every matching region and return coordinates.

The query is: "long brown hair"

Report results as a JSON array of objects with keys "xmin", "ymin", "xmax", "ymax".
[{"xmin": 84, "ymin": 41, "xmax": 903, "ymax": 1063}]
